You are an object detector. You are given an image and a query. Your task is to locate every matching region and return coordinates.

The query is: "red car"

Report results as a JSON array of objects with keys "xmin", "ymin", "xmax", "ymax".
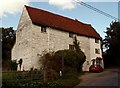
[{"xmin": 89, "ymin": 65, "xmax": 103, "ymax": 73}]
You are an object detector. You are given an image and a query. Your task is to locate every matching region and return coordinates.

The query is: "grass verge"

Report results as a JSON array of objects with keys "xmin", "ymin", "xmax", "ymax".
[{"xmin": 2, "ymin": 70, "xmax": 84, "ymax": 88}]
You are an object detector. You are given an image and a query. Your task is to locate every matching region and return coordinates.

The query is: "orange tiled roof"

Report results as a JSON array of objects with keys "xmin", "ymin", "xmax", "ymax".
[{"xmin": 25, "ymin": 5, "xmax": 101, "ymax": 39}]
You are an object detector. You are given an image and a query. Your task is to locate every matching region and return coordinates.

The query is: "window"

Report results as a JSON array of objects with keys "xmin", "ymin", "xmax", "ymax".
[
  {"xmin": 41, "ymin": 26, "xmax": 46, "ymax": 32},
  {"xmin": 96, "ymin": 57, "xmax": 102, "ymax": 65},
  {"xmin": 69, "ymin": 44, "xmax": 74, "ymax": 50},
  {"xmin": 69, "ymin": 32, "xmax": 74, "ymax": 38},
  {"xmin": 87, "ymin": 61, "xmax": 89, "ymax": 65},
  {"xmin": 95, "ymin": 38, "xmax": 99, "ymax": 43},
  {"xmin": 95, "ymin": 48, "xmax": 100, "ymax": 54}
]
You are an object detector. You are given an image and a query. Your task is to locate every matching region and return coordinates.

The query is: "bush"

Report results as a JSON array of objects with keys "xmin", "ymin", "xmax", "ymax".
[
  {"xmin": 55, "ymin": 49, "xmax": 86, "ymax": 72},
  {"xmin": 40, "ymin": 52, "xmax": 61, "ymax": 82},
  {"xmin": 2, "ymin": 71, "xmax": 43, "ymax": 88},
  {"xmin": 40, "ymin": 36, "xmax": 86, "ymax": 81},
  {"xmin": 10, "ymin": 60, "xmax": 18, "ymax": 71},
  {"xmin": 40, "ymin": 48, "xmax": 86, "ymax": 82}
]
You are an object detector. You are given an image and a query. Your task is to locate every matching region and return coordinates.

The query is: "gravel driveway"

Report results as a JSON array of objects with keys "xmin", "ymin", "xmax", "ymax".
[{"xmin": 74, "ymin": 68, "xmax": 120, "ymax": 88}]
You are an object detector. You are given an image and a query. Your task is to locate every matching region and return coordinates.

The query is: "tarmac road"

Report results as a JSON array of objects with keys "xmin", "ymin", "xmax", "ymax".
[{"xmin": 74, "ymin": 68, "xmax": 120, "ymax": 88}]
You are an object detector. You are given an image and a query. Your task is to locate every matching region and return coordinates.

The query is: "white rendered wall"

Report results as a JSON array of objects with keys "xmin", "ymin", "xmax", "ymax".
[{"xmin": 12, "ymin": 7, "xmax": 103, "ymax": 71}]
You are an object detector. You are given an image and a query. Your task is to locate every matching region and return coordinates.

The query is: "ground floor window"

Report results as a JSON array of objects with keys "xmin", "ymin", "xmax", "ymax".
[{"xmin": 69, "ymin": 44, "xmax": 75, "ymax": 50}]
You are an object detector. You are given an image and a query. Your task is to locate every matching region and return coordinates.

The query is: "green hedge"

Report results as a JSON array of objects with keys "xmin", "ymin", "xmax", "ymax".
[{"xmin": 55, "ymin": 49, "xmax": 86, "ymax": 71}]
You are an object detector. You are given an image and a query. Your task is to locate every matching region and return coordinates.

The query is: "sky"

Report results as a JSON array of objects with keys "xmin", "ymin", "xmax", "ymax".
[{"xmin": 0, "ymin": 0, "xmax": 119, "ymax": 38}]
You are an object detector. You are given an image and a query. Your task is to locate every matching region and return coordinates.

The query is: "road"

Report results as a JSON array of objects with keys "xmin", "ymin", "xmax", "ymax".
[{"xmin": 74, "ymin": 68, "xmax": 120, "ymax": 87}]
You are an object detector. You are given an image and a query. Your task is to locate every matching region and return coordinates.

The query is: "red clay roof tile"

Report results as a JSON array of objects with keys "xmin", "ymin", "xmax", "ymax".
[{"xmin": 25, "ymin": 5, "xmax": 101, "ymax": 39}]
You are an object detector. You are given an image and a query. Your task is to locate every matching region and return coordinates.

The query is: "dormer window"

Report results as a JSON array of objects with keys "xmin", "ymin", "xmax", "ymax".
[
  {"xmin": 95, "ymin": 38, "xmax": 99, "ymax": 43},
  {"xmin": 69, "ymin": 32, "xmax": 74, "ymax": 38},
  {"xmin": 41, "ymin": 26, "xmax": 46, "ymax": 32}
]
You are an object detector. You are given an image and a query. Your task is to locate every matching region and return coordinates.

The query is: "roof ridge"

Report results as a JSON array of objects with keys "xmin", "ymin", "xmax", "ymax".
[
  {"xmin": 24, "ymin": 5, "xmax": 101, "ymax": 39},
  {"xmin": 25, "ymin": 5, "xmax": 87, "ymax": 25}
]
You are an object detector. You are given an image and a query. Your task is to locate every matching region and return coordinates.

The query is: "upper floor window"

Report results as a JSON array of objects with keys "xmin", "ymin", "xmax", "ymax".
[
  {"xmin": 41, "ymin": 26, "xmax": 46, "ymax": 32},
  {"xmin": 69, "ymin": 32, "xmax": 74, "ymax": 38},
  {"xmin": 95, "ymin": 48, "xmax": 100, "ymax": 54},
  {"xmin": 95, "ymin": 38, "xmax": 99, "ymax": 43},
  {"xmin": 69, "ymin": 44, "xmax": 75, "ymax": 50}
]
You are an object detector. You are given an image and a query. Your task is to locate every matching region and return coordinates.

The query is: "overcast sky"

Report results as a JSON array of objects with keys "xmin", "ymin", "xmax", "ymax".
[{"xmin": 0, "ymin": 0, "xmax": 119, "ymax": 38}]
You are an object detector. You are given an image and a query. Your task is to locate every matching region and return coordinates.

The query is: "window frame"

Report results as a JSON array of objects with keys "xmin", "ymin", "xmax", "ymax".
[
  {"xmin": 95, "ymin": 38, "xmax": 99, "ymax": 43},
  {"xmin": 41, "ymin": 26, "xmax": 46, "ymax": 33},
  {"xmin": 69, "ymin": 32, "xmax": 74, "ymax": 38},
  {"xmin": 95, "ymin": 48, "xmax": 100, "ymax": 54},
  {"xmin": 69, "ymin": 44, "xmax": 75, "ymax": 50}
]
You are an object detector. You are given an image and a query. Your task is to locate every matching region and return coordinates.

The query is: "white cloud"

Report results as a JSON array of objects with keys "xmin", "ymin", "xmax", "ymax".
[
  {"xmin": 49, "ymin": 0, "xmax": 77, "ymax": 10},
  {"xmin": 0, "ymin": 0, "xmax": 29, "ymax": 18}
]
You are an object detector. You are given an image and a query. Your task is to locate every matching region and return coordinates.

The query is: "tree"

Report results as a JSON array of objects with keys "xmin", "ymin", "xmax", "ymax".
[
  {"xmin": 103, "ymin": 21, "xmax": 120, "ymax": 66},
  {"xmin": 1, "ymin": 27, "xmax": 16, "ymax": 70},
  {"xmin": 10, "ymin": 60, "xmax": 18, "ymax": 71},
  {"xmin": 54, "ymin": 36, "xmax": 86, "ymax": 72},
  {"xmin": 73, "ymin": 36, "xmax": 86, "ymax": 71},
  {"xmin": 40, "ymin": 36, "xmax": 86, "ymax": 81},
  {"xmin": 55, "ymin": 49, "xmax": 86, "ymax": 72},
  {"xmin": 73, "ymin": 36, "xmax": 81, "ymax": 52},
  {"xmin": 40, "ymin": 52, "xmax": 61, "ymax": 82}
]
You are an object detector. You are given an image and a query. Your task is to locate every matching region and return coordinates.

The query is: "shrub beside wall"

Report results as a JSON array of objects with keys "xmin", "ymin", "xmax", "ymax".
[
  {"xmin": 55, "ymin": 49, "xmax": 86, "ymax": 72},
  {"xmin": 40, "ymin": 49, "xmax": 86, "ymax": 82}
]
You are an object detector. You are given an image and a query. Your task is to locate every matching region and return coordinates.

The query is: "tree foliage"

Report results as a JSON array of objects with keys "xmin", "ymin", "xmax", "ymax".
[
  {"xmin": 40, "ymin": 51, "xmax": 61, "ymax": 82},
  {"xmin": 40, "ymin": 35, "xmax": 86, "ymax": 82},
  {"xmin": 40, "ymin": 49, "xmax": 86, "ymax": 82},
  {"xmin": 103, "ymin": 21, "xmax": 120, "ymax": 66},
  {"xmin": 55, "ymin": 49, "xmax": 86, "ymax": 72},
  {"xmin": 73, "ymin": 36, "xmax": 86, "ymax": 70},
  {"xmin": 1, "ymin": 27, "xmax": 16, "ymax": 69},
  {"xmin": 10, "ymin": 60, "xmax": 18, "ymax": 71},
  {"xmin": 41, "ymin": 52, "xmax": 62, "ymax": 72}
]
